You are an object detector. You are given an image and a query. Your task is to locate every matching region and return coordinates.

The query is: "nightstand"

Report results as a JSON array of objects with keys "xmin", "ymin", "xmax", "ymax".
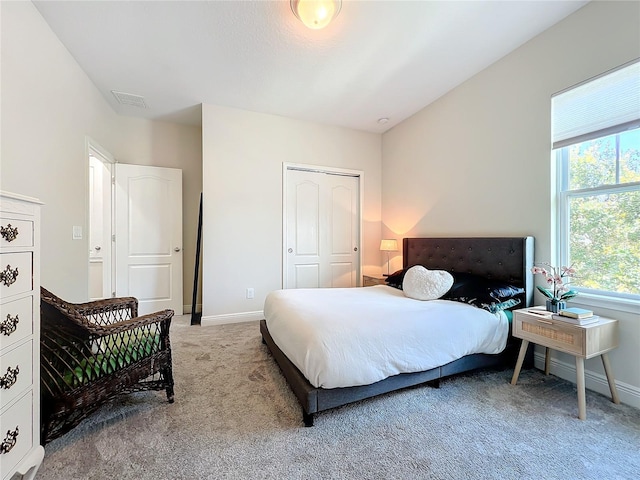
[
  {"xmin": 510, "ymin": 308, "xmax": 620, "ymax": 420},
  {"xmin": 363, "ymin": 275, "xmax": 386, "ymax": 287}
]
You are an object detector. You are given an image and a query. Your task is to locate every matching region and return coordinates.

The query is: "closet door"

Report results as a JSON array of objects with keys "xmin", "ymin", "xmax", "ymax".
[{"xmin": 284, "ymin": 167, "xmax": 360, "ymax": 289}]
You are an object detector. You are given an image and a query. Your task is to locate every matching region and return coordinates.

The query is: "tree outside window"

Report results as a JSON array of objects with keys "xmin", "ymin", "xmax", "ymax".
[{"xmin": 558, "ymin": 128, "xmax": 640, "ymax": 298}]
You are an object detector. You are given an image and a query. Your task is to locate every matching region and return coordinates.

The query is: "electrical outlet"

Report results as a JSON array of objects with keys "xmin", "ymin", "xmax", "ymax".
[
  {"xmin": 246, "ymin": 288, "xmax": 254, "ymax": 299},
  {"xmin": 72, "ymin": 226, "xmax": 83, "ymax": 240}
]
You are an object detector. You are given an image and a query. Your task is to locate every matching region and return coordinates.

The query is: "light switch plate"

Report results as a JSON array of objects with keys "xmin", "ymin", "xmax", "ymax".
[{"xmin": 72, "ymin": 226, "xmax": 83, "ymax": 240}]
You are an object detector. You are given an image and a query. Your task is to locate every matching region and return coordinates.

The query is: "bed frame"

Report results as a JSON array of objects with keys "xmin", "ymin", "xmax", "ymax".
[{"xmin": 260, "ymin": 236, "xmax": 535, "ymax": 426}]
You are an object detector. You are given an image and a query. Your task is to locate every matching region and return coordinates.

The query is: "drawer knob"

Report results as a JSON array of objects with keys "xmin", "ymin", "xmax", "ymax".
[
  {"xmin": 0, "ymin": 314, "xmax": 19, "ymax": 336},
  {"xmin": 0, "ymin": 365, "xmax": 19, "ymax": 389},
  {"xmin": 0, "ymin": 426, "xmax": 19, "ymax": 455},
  {"xmin": 0, "ymin": 265, "xmax": 19, "ymax": 287},
  {"xmin": 0, "ymin": 224, "xmax": 19, "ymax": 243}
]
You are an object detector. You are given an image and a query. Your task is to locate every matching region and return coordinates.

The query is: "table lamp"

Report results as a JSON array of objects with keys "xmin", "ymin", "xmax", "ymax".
[{"xmin": 380, "ymin": 239, "xmax": 398, "ymax": 276}]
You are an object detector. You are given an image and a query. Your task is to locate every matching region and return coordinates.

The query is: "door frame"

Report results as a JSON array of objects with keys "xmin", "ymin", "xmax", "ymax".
[
  {"xmin": 85, "ymin": 136, "xmax": 116, "ymax": 300},
  {"xmin": 282, "ymin": 162, "xmax": 364, "ymax": 288}
]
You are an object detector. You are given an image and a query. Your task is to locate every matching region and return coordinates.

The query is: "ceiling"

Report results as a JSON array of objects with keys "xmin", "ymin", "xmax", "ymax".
[{"xmin": 33, "ymin": 0, "xmax": 588, "ymax": 133}]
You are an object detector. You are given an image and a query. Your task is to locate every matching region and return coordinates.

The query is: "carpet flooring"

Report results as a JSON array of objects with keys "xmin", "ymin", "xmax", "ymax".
[{"xmin": 36, "ymin": 316, "xmax": 640, "ymax": 480}]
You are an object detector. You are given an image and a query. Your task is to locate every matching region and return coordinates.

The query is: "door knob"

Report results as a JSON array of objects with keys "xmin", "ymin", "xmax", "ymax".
[
  {"xmin": 174, "ymin": 247, "xmax": 181, "ymax": 252},
  {"xmin": 354, "ymin": 247, "xmax": 358, "ymax": 251},
  {"xmin": 95, "ymin": 246, "xmax": 101, "ymax": 251},
  {"xmin": 288, "ymin": 248, "xmax": 293, "ymax": 253}
]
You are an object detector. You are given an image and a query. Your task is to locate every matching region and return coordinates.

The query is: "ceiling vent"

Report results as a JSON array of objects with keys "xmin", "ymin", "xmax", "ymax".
[{"xmin": 111, "ymin": 90, "xmax": 147, "ymax": 108}]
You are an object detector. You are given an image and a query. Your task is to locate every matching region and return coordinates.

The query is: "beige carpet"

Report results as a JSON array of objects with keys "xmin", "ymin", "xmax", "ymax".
[{"xmin": 37, "ymin": 316, "xmax": 640, "ymax": 480}]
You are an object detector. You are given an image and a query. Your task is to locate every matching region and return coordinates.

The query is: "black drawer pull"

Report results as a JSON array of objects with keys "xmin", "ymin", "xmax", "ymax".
[
  {"xmin": 0, "ymin": 224, "xmax": 19, "ymax": 242},
  {"xmin": 0, "ymin": 426, "xmax": 19, "ymax": 455},
  {"xmin": 0, "ymin": 365, "xmax": 19, "ymax": 389},
  {"xmin": 0, "ymin": 265, "xmax": 19, "ymax": 287},
  {"xmin": 0, "ymin": 314, "xmax": 19, "ymax": 336}
]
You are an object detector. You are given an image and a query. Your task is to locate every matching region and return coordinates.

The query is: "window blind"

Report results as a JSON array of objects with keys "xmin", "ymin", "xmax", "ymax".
[{"xmin": 552, "ymin": 60, "xmax": 640, "ymax": 149}]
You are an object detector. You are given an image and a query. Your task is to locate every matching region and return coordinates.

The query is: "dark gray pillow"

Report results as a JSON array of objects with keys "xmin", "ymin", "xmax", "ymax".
[
  {"xmin": 385, "ymin": 268, "xmax": 408, "ymax": 289},
  {"xmin": 443, "ymin": 272, "xmax": 525, "ymax": 313}
]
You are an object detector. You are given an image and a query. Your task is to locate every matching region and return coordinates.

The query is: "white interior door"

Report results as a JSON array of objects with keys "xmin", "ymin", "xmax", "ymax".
[
  {"xmin": 87, "ymin": 140, "xmax": 114, "ymax": 301},
  {"xmin": 115, "ymin": 164, "xmax": 183, "ymax": 315},
  {"xmin": 88, "ymin": 155, "xmax": 112, "ymax": 300},
  {"xmin": 285, "ymin": 167, "xmax": 360, "ymax": 288}
]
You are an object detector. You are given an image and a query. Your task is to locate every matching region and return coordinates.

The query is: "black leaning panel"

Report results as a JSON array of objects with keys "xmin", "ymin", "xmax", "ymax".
[{"xmin": 403, "ymin": 237, "xmax": 534, "ymax": 307}]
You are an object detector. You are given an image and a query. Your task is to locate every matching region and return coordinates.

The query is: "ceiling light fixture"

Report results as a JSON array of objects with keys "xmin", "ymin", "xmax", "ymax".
[{"xmin": 290, "ymin": 0, "xmax": 342, "ymax": 30}]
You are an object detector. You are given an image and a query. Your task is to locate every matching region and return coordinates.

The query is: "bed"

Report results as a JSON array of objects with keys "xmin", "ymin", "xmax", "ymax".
[{"xmin": 260, "ymin": 236, "xmax": 534, "ymax": 426}]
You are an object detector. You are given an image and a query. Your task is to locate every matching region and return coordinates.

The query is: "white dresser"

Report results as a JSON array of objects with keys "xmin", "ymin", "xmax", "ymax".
[{"xmin": 0, "ymin": 192, "xmax": 44, "ymax": 480}]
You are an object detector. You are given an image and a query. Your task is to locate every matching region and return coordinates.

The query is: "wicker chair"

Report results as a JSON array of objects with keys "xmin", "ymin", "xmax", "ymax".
[{"xmin": 40, "ymin": 287, "xmax": 174, "ymax": 443}]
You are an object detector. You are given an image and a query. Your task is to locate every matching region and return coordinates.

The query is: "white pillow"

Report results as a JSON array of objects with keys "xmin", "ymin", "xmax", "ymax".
[{"xmin": 402, "ymin": 265, "xmax": 454, "ymax": 301}]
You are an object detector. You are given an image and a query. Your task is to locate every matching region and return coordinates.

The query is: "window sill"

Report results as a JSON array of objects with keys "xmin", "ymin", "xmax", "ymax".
[{"xmin": 568, "ymin": 292, "xmax": 639, "ymax": 315}]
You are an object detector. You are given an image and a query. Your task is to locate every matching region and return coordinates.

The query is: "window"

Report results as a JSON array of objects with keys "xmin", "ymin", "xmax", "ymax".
[{"xmin": 552, "ymin": 60, "xmax": 640, "ymax": 301}]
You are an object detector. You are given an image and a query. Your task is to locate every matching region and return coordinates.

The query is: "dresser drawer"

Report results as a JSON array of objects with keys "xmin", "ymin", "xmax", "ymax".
[
  {"xmin": 0, "ymin": 340, "xmax": 33, "ymax": 407},
  {"xmin": 0, "ymin": 296, "xmax": 33, "ymax": 351},
  {"xmin": 0, "ymin": 253, "xmax": 32, "ymax": 298},
  {"xmin": 0, "ymin": 391, "xmax": 33, "ymax": 480},
  {"xmin": 0, "ymin": 218, "xmax": 33, "ymax": 249},
  {"xmin": 514, "ymin": 314, "xmax": 585, "ymax": 356}
]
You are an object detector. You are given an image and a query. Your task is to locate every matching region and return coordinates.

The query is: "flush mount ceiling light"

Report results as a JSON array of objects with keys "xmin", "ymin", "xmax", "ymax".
[{"xmin": 291, "ymin": 0, "xmax": 342, "ymax": 30}]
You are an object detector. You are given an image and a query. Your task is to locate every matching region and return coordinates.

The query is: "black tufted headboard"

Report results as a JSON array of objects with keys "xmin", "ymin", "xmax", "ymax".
[{"xmin": 403, "ymin": 237, "xmax": 535, "ymax": 307}]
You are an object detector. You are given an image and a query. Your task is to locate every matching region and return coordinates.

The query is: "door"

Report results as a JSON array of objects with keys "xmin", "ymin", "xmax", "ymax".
[
  {"xmin": 87, "ymin": 139, "xmax": 115, "ymax": 301},
  {"xmin": 88, "ymin": 154, "xmax": 112, "ymax": 300},
  {"xmin": 284, "ymin": 167, "xmax": 361, "ymax": 289},
  {"xmin": 115, "ymin": 164, "xmax": 183, "ymax": 315}
]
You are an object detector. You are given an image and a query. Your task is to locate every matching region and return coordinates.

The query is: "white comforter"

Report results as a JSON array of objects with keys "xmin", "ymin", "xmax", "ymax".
[{"xmin": 264, "ymin": 285, "xmax": 508, "ymax": 389}]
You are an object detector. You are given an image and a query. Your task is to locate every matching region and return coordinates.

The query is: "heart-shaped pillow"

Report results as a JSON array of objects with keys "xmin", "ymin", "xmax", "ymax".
[{"xmin": 402, "ymin": 265, "xmax": 454, "ymax": 301}]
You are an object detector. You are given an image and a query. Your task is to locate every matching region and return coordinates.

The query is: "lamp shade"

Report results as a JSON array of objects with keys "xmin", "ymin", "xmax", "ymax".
[
  {"xmin": 291, "ymin": 0, "xmax": 342, "ymax": 30},
  {"xmin": 380, "ymin": 239, "xmax": 398, "ymax": 252}
]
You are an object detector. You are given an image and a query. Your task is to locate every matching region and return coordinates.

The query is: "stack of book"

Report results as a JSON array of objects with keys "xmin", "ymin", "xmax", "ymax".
[{"xmin": 552, "ymin": 307, "xmax": 599, "ymax": 325}]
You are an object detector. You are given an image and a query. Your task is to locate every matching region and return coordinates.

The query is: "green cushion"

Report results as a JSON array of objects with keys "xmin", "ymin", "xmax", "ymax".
[
  {"xmin": 56, "ymin": 334, "xmax": 161, "ymax": 389},
  {"xmin": 504, "ymin": 309, "xmax": 513, "ymax": 323}
]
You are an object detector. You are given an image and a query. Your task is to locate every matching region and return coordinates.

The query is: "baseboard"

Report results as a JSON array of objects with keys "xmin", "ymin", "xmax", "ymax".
[
  {"xmin": 201, "ymin": 310, "xmax": 263, "ymax": 326},
  {"xmin": 533, "ymin": 351, "xmax": 640, "ymax": 409},
  {"xmin": 183, "ymin": 303, "xmax": 202, "ymax": 315}
]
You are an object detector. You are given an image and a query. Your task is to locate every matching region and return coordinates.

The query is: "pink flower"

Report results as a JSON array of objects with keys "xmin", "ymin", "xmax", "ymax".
[{"xmin": 531, "ymin": 262, "xmax": 578, "ymax": 302}]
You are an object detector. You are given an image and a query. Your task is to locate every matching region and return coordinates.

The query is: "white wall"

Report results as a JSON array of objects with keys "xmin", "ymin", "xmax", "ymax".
[
  {"xmin": 0, "ymin": 1, "xmax": 202, "ymax": 305},
  {"xmin": 1, "ymin": 1, "xmax": 119, "ymax": 301},
  {"xmin": 202, "ymin": 104, "xmax": 381, "ymax": 321},
  {"xmin": 382, "ymin": 1, "xmax": 640, "ymax": 407}
]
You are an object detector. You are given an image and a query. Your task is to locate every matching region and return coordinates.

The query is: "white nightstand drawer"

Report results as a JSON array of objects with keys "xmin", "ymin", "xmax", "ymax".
[
  {"xmin": 0, "ymin": 296, "xmax": 33, "ymax": 351},
  {"xmin": 0, "ymin": 391, "xmax": 33, "ymax": 480},
  {"xmin": 0, "ymin": 218, "xmax": 33, "ymax": 249},
  {"xmin": 0, "ymin": 340, "xmax": 33, "ymax": 407},
  {"xmin": 0, "ymin": 253, "xmax": 32, "ymax": 298},
  {"xmin": 514, "ymin": 314, "xmax": 585, "ymax": 356}
]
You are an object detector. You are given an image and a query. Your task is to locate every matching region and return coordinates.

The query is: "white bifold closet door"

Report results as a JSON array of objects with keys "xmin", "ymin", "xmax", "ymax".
[{"xmin": 285, "ymin": 168, "xmax": 360, "ymax": 289}]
